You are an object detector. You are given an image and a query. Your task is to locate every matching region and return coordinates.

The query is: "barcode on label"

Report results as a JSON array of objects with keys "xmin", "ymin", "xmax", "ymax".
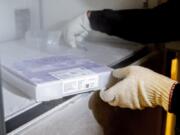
[{"xmin": 63, "ymin": 75, "xmax": 99, "ymax": 94}]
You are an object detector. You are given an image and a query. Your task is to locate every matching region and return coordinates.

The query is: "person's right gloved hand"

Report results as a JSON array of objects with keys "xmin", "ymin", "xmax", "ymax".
[
  {"xmin": 100, "ymin": 66, "xmax": 177, "ymax": 111},
  {"xmin": 62, "ymin": 12, "xmax": 91, "ymax": 48}
]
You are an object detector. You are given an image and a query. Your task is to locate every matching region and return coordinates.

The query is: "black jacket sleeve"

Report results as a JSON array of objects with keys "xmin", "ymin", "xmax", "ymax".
[
  {"xmin": 170, "ymin": 84, "xmax": 180, "ymax": 114},
  {"xmin": 89, "ymin": 0, "xmax": 180, "ymax": 44},
  {"xmin": 167, "ymin": 83, "xmax": 180, "ymax": 135}
]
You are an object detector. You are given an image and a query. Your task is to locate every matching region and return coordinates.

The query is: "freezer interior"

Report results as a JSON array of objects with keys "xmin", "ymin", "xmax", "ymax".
[{"xmin": 0, "ymin": 0, "xmax": 155, "ymax": 134}]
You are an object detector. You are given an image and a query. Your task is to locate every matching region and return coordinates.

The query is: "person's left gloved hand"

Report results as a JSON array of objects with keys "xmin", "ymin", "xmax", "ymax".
[{"xmin": 62, "ymin": 12, "xmax": 91, "ymax": 48}]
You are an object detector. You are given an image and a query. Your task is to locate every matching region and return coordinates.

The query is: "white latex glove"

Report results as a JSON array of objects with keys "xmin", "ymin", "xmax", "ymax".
[
  {"xmin": 100, "ymin": 66, "xmax": 177, "ymax": 111},
  {"xmin": 62, "ymin": 12, "xmax": 91, "ymax": 48}
]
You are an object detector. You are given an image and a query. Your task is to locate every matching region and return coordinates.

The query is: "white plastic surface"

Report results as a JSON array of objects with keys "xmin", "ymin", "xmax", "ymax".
[
  {"xmin": 16, "ymin": 93, "xmax": 103, "ymax": 135},
  {"xmin": 2, "ymin": 82, "xmax": 38, "ymax": 120}
]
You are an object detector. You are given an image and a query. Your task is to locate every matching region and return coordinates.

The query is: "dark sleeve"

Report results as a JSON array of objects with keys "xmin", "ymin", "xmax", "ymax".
[
  {"xmin": 169, "ymin": 83, "xmax": 180, "ymax": 135},
  {"xmin": 169, "ymin": 83, "xmax": 180, "ymax": 114},
  {"xmin": 89, "ymin": 1, "xmax": 180, "ymax": 44}
]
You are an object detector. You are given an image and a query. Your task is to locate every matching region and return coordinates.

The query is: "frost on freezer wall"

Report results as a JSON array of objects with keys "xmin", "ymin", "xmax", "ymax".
[
  {"xmin": 0, "ymin": 0, "xmax": 158, "ymax": 42},
  {"xmin": 0, "ymin": 0, "xmax": 42, "ymax": 42}
]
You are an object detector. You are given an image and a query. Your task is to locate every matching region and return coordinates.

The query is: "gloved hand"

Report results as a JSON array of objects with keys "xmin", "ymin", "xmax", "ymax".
[
  {"xmin": 100, "ymin": 66, "xmax": 177, "ymax": 111},
  {"xmin": 62, "ymin": 12, "xmax": 91, "ymax": 48}
]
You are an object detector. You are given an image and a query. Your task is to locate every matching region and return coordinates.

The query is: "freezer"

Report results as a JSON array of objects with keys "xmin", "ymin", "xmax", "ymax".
[{"xmin": 0, "ymin": 37, "xmax": 146, "ymax": 134}]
